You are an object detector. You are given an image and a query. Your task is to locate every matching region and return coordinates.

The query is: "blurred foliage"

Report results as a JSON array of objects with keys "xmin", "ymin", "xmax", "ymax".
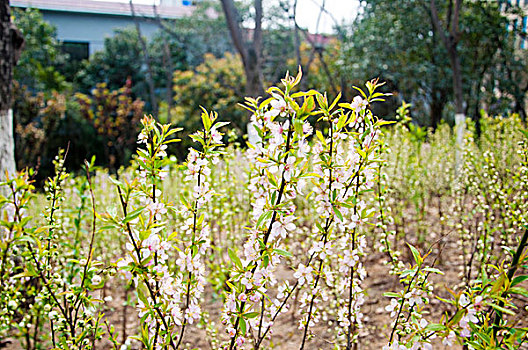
[
  {"xmin": 13, "ymin": 83, "xmax": 103, "ymax": 185},
  {"xmin": 153, "ymin": 1, "xmax": 234, "ymax": 68},
  {"xmin": 76, "ymin": 82, "xmax": 144, "ymax": 171},
  {"xmin": 169, "ymin": 52, "xmax": 245, "ymax": 158},
  {"xmin": 12, "ymin": 8, "xmax": 69, "ymax": 92},
  {"xmin": 322, "ymin": 0, "xmax": 526, "ymax": 128},
  {"xmin": 75, "ymin": 28, "xmax": 145, "ymax": 96},
  {"xmin": 9, "ymin": 0, "xmax": 528, "ymax": 176},
  {"xmin": 75, "ymin": 1, "xmax": 235, "ymax": 111}
]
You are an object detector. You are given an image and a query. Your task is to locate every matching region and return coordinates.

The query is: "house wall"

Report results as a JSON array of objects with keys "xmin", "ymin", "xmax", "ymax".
[{"xmin": 40, "ymin": 10, "xmax": 161, "ymax": 55}]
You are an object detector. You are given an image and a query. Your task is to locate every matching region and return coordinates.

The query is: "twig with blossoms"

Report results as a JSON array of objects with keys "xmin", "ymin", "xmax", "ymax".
[
  {"xmin": 297, "ymin": 80, "xmax": 390, "ymax": 350},
  {"xmin": 0, "ymin": 170, "xmax": 37, "ymax": 346},
  {"xmin": 222, "ymin": 70, "xmax": 315, "ymax": 349},
  {"xmin": 17, "ymin": 151, "xmax": 108, "ymax": 349},
  {"xmin": 173, "ymin": 109, "xmax": 227, "ymax": 348},
  {"xmin": 383, "ymin": 244, "xmax": 442, "ymax": 350},
  {"xmin": 112, "ymin": 115, "xmax": 182, "ymax": 349}
]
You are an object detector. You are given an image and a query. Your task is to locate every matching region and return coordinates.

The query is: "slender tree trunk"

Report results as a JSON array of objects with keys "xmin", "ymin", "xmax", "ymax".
[
  {"xmin": 0, "ymin": 109, "xmax": 16, "ymax": 178},
  {"xmin": 220, "ymin": 0, "xmax": 264, "ymax": 97},
  {"xmin": 430, "ymin": 91, "xmax": 446, "ymax": 131},
  {"xmin": 220, "ymin": 0, "xmax": 264, "ymax": 143},
  {"xmin": 129, "ymin": 1, "xmax": 158, "ymax": 117},
  {"xmin": 244, "ymin": 47, "xmax": 263, "ymax": 97},
  {"xmin": 514, "ymin": 98, "xmax": 527, "ymax": 123},
  {"xmin": 1, "ymin": 0, "xmax": 23, "ymax": 180},
  {"xmin": 430, "ymin": 0, "xmax": 465, "ymax": 174},
  {"xmin": 163, "ymin": 41, "xmax": 173, "ymax": 120},
  {"xmin": 152, "ymin": 3, "xmax": 173, "ymax": 121},
  {"xmin": 448, "ymin": 46, "xmax": 464, "ymax": 116}
]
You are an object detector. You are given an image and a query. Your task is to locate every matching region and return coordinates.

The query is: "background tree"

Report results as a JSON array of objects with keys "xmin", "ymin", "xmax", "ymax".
[
  {"xmin": 220, "ymin": 0, "xmax": 264, "ymax": 97},
  {"xmin": 430, "ymin": 0, "xmax": 465, "ymax": 125},
  {"xmin": 328, "ymin": 0, "xmax": 522, "ymax": 129},
  {"xmin": 11, "ymin": 7, "xmax": 106, "ymax": 184},
  {"xmin": 75, "ymin": 28, "xmax": 144, "ymax": 95},
  {"xmin": 0, "ymin": 0, "xmax": 24, "ymax": 179},
  {"xmin": 12, "ymin": 8, "xmax": 68, "ymax": 93}
]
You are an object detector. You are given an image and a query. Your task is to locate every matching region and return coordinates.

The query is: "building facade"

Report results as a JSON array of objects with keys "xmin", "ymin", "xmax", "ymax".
[{"xmin": 11, "ymin": 0, "xmax": 193, "ymax": 57}]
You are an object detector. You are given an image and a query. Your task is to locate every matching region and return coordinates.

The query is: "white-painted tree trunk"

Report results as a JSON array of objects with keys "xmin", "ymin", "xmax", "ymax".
[
  {"xmin": 455, "ymin": 113, "xmax": 465, "ymax": 178},
  {"xmin": 0, "ymin": 109, "xmax": 16, "ymax": 181}
]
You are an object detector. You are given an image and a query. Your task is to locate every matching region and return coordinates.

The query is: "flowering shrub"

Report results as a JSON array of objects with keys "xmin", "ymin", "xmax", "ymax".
[{"xmin": 1, "ymin": 72, "xmax": 527, "ymax": 350}]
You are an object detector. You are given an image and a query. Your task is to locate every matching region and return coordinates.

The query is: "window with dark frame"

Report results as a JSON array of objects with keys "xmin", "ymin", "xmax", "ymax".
[{"xmin": 61, "ymin": 41, "xmax": 90, "ymax": 61}]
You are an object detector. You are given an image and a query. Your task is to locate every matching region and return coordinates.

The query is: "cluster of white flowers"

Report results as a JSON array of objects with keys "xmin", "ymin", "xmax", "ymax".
[
  {"xmin": 296, "ymin": 94, "xmax": 381, "ymax": 347},
  {"xmin": 383, "ymin": 253, "xmax": 441, "ymax": 350},
  {"xmin": 174, "ymin": 123, "xmax": 224, "ymax": 328},
  {"xmin": 116, "ymin": 114, "xmax": 224, "ymax": 346},
  {"xmin": 221, "ymin": 87, "xmax": 313, "ymax": 348},
  {"xmin": 383, "ymin": 292, "xmax": 482, "ymax": 350}
]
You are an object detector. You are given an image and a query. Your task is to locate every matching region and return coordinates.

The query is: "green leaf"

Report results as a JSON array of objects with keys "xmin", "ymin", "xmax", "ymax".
[
  {"xmin": 291, "ymin": 90, "xmax": 319, "ymax": 99},
  {"xmin": 352, "ymin": 86, "xmax": 367, "ymax": 99},
  {"xmin": 474, "ymin": 331, "xmax": 491, "ymax": 344},
  {"xmin": 266, "ymin": 170, "xmax": 278, "ymax": 188},
  {"xmin": 489, "ymin": 302, "xmax": 516, "ymax": 316},
  {"xmin": 336, "ymin": 113, "xmax": 348, "ymax": 130},
  {"xmin": 18, "ymin": 263, "xmax": 38, "ymax": 278},
  {"xmin": 423, "ymin": 267, "xmax": 444, "ymax": 275},
  {"xmin": 214, "ymin": 121, "xmax": 230, "ymax": 129},
  {"xmin": 449, "ymin": 309, "xmax": 465, "ymax": 326},
  {"xmin": 228, "ymin": 248, "xmax": 243, "ymax": 270},
  {"xmin": 123, "ymin": 207, "xmax": 144, "ymax": 224},
  {"xmin": 108, "ymin": 176, "xmax": 122, "ymax": 187},
  {"xmin": 256, "ymin": 211, "xmax": 272, "ymax": 229},
  {"xmin": 407, "ymin": 243, "xmax": 422, "ymax": 265},
  {"xmin": 332, "ymin": 206, "xmax": 344, "ymax": 222},
  {"xmin": 329, "ymin": 92, "xmax": 342, "ymax": 111},
  {"xmin": 200, "ymin": 108, "xmax": 212, "ymax": 131},
  {"xmin": 240, "ymin": 317, "xmax": 247, "ymax": 335},
  {"xmin": 377, "ymin": 120, "xmax": 396, "ymax": 126},
  {"xmin": 273, "ymin": 249, "xmax": 293, "ymax": 258},
  {"xmin": 243, "ymin": 312, "xmax": 260, "ymax": 319},
  {"xmin": 383, "ymin": 292, "xmax": 400, "ymax": 298},
  {"xmin": 316, "ymin": 130, "xmax": 325, "ymax": 144},
  {"xmin": 511, "ymin": 275, "xmax": 528, "ymax": 287},
  {"xmin": 509, "ymin": 287, "xmax": 528, "ymax": 298},
  {"xmin": 424, "ymin": 324, "xmax": 446, "ymax": 332}
]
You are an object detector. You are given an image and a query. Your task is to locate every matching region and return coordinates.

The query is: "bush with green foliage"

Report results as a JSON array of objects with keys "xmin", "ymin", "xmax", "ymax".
[
  {"xmin": 75, "ymin": 82, "xmax": 144, "ymax": 172},
  {"xmin": 168, "ymin": 52, "xmax": 246, "ymax": 157},
  {"xmin": 13, "ymin": 8, "xmax": 69, "ymax": 92},
  {"xmin": 13, "ymin": 84, "xmax": 102, "ymax": 185}
]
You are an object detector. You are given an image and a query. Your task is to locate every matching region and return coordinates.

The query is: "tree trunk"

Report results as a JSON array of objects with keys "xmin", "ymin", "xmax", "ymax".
[
  {"xmin": 129, "ymin": 1, "xmax": 158, "ymax": 117},
  {"xmin": 430, "ymin": 0, "xmax": 465, "ymax": 175},
  {"xmin": 220, "ymin": 0, "xmax": 264, "ymax": 98},
  {"xmin": 1, "ymin": 0, "xmax": 24, "ymax": 180},
  {"xmin": 163, "ymin": 41, "xmax": 173, "ymax": 121},
  {"xmin": 244, "ymin": 46, "xmax": 263, "ymax": 97},
  {"xmin": 430, "ymin": 90, "xmax": 446, "ymax": 131},
  {"xmin": 0, "ymin": 109, "xmax": 16, "ymax": 178},
  {"xmin": 448, "ymin": 47, "xmax": 465, "ymax": 116}
]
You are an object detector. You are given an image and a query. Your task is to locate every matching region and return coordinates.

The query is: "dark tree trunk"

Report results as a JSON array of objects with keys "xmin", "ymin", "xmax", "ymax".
[
  {"xmin": 129, "ymin": 1, "xmax": 158, "ymax": 117},
  {"xmin": 220, "ymin": 0, "xmax": 264, "ymax": 97},
  {"xmin": 430, "ymin": 91, "xmax": 446, "ymax": 131},
  {"xmin": 430, "ymin": 0, "xmax": 465, "ymax": 117},
  {"xmin": 430, "ymin": 0, "xmax": 465, "ymax": 174},
  {"xmin": 0, "ymin": 0, "xmax": 24, "ymax": 179},
  {"xmin": 514, "ymin": 98, "xmax": 527, "ymax": 123},
  {"xmin": 448, "ymin": 45, "xmax": 465, "ymax": 115}
]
